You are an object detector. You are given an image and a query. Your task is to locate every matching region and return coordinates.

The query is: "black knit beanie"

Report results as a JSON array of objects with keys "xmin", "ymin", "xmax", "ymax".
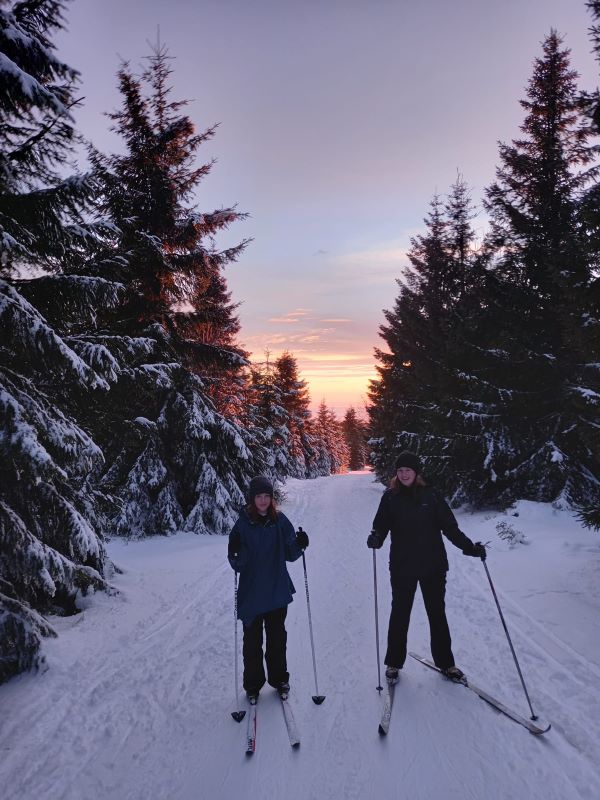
[
  {"xmin": 394, "ymin": 452, "xmax": 422, "ymax": 474},
  {"xmin": 248, "ymin": 475, "xmax": 274, "ymax": 501}
]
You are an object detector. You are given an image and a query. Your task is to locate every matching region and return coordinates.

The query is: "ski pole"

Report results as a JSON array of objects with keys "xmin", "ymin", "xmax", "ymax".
[
  {"xmin": 481, "ymin": 558, "xmax": 538, "ymax": 720},
  {"xmin": 298, "ymin": 528, "xmax": 325, "ymax": 704},
  {"xmin": 231, "ymin": 571, "xmax": 246, "ymax": 722},
  {"xmin": 373, "ymin": 549, "xmax": 383, "ymax": 692}
]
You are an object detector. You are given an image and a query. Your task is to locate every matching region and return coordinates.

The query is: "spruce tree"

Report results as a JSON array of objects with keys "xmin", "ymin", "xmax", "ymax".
[
  {"xmin": 77, "ymin": 43, "xmax": 264, "ymax": 535},
  {"xmin": 313, "ymin": 401, "xmax": 334, "ymax": 474},
  {"xmin": 246, "ymin": 353, "xmax": 291, "ymax": 487},
  {"xmin": 480, "ymin": 31, "xmax": 600, "ymax": 506},
  {"xmin": 0, "ymin": 0, "xmax": 99, "ymax": 277},
  {"xmin": 88, "ymin": 43, "xmax": 249, "ymax": 388},
  {"xmin": 273, "ymin": 351, "xmax": 316, "ymax": 477},
  {"xmin": 368, "ymin": 183, "xmax": 480, "ymax": 490},
  {"xmin": 0, "ymin": 0, "xmax": 113, "ymax": 683},
  {"xmin": 574, "ymin": 1, "xmax": 600, "ymax": 526},
  {"xmin": 314, "ymin": 400, "xmax": 348, "ymax": 474},
  {"xmin": 422, "ymin": 180, "xmax": 493, "ymax": 502},
  {"xmin": 342, "ymin": 407, "xmax": 368, "ymax": 471}
]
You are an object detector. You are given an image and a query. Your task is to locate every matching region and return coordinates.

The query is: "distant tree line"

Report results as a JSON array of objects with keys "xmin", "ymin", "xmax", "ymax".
[
  {"xmin": 0, "ymin": 1, "xmax": 368, "ymax": 682},
  {"xmin": 368, "ymin": 25, "xmax": 600, "ymax": 529}
]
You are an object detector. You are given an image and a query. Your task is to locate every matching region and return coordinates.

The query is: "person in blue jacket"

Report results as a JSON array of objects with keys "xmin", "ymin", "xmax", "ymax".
[{"xmin": 228, "ymin": 475, "xmax": 309, "ymax": 701}]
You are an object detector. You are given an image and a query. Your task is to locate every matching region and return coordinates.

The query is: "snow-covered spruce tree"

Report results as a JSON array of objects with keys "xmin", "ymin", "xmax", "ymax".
[
  {"xmin": 418, "ymin": 179, "xmax": 499, "ymax": 503},
  {"xmin": 0, "ymin": 281, "xmax": 113, "ymax": 683},
  {"xmin": 342, "ymin": 406, "xmax": 368, "ymax": 470},
  {"xmin": 0, "ymin": 0, "xmax": 115, "ymax": 682},
  {"xmin": 247, "ymin": 354, "xmax": 292, "ymax": 486},
  {"xmin": 368, "ymin": 181, "xmax": 482, "ymax": 493},
  {"xmin": 479, "ymin": 31, "xmax": 600, "ymax": 507},
  {"xmin": 88, "ymin": 44, "xmax": 248, "ymax": 357},
  {"xmin": 312, "ymin": 401, "xmax": 333, "ymax": 475},
  {"xmin": 574, "ymin": 2, "xmax": 600, "ymax": 528},
  {"xmin": 314, "ymin": 400, "xmax": 348, "ymax": 474},
  {"xmin": 81, "ymin": 43, "xmax": 265, "ymax": 534},
  {"xmin": 273, "ymin": 351, "xmax": 320, "ymax": 477},
  {"xmin": 0, "ymin": 0, "xmax": 100, "ymax": 277}
]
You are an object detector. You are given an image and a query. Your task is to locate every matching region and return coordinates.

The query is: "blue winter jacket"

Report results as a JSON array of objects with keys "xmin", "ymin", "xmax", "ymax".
[{"xmin": 228, "ymin": 508, "xmax": 303, "ymax": 625}]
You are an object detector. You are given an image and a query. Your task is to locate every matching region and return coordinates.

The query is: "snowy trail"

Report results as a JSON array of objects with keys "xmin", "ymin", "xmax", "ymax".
[{"xmin": 2, "ymin": 473, "xmax": 600, "ymax": 800}]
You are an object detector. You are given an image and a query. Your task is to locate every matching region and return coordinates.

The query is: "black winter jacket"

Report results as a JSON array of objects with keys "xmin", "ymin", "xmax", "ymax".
[{"xmin": 371, "ymin": 484, "xmax": 476, "ymax": 577}]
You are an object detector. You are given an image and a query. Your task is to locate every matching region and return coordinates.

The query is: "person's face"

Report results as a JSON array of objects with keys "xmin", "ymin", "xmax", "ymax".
[
  {"xmin": 397, "ymin": 467, "xmax": 417, "ymax": 487},
  {"xmin": 254, "ymin": 493, "xmax": 272, "ymax": 514}
]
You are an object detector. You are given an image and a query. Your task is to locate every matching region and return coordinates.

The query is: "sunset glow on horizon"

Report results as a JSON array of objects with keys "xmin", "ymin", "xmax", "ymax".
[{"xmin": 57, "ymin": 0, "xmax": 597, "ymax": 419}]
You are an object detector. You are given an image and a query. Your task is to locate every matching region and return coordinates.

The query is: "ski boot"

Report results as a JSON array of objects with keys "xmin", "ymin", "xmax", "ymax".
[
  {"xmin": 276, "ymin": 681, "xmax": 290, "ymax": 700},
  {"xmin": 385, "ymin": 666, "xmax": 400, "ymax": 684},
  {"xmin": 246, "ymin": 689, "xmax": 259, "ymax": 705},
  {"xmin": 442, "ymin": 666, "xmax": 465, "ymax": 683}
]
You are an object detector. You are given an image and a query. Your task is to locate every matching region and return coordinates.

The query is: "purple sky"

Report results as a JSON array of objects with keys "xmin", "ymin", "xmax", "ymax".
[{"xmin": 57, "ymin": 0, "xmax": 598, "ymax": 416}]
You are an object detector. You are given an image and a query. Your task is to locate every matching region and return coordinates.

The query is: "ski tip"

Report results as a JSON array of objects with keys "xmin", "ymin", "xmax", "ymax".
[
  {"xmin": 312, "ymin": 695, "xmax": 326, "ymax": 705},
  {"xmin": 231, "ymin": 710, "xmax": 246, "ymax": 722}
]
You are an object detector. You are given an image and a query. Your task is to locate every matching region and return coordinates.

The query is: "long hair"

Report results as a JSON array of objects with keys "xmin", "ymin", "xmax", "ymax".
[
  {"xmin": 245, "ymin": 498, "xmax": 278, "ymax": 523},
  {"xmin": 389, "ymin": 474, "xmax": 426, "ymax": 493}
]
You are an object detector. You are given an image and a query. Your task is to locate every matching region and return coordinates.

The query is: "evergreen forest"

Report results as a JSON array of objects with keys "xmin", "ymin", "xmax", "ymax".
[
  {"xmin": 1, "ymin": 0, "xmax": 599, "ymax": 686},
  {"xmin": 0, "ymin": 0, "xmax": 368, "ymax": 683},
  {"xmin": 369, "ymin": 24, "xmax": 600, "ymax": 528}
]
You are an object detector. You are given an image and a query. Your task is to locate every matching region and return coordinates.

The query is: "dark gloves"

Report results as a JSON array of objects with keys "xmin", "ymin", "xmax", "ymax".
[
  {"xmin": 465, "ymin": 541, "xmax": 486, "ymax": 560},
  {"xmin": 367, "ymin": 531, "xmax": 383, "ymax": 549},
  {"xmin": 296, "ymin": 529, "xmax": 309, "ymax": 549},
  {"xmin": 230, "ymin": 530, "xmax": 241, "ymax": 555}
]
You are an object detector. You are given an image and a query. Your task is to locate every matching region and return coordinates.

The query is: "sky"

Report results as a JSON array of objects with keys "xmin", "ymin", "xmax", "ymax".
[{"xmin": 56, "ymin": 0, "xmax": 599, "ymax": 416}]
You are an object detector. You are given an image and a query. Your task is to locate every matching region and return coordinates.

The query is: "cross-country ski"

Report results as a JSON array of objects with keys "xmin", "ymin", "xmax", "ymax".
[
  {"xmin": 409, "ymin": 653, "xmax": 551, "ymax": 735},
  {"xmin": 378, "ymin": 679, "xmax": 396, "ymax": 736},
  {"xmin": 245, "ymin": 698, "xmax": 258, "ymax": 755},
  {"xmin": 280, "ymin": 696, "xmax": 301, "ymax": 748}
]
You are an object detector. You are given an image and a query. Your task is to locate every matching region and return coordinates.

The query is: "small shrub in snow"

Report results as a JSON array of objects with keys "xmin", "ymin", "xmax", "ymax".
[{"xmin": 495, "ymin": 520, "xmax": 529, "ymax": 548}]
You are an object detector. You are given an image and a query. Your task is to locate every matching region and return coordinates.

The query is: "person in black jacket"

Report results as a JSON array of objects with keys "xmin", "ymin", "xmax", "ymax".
[{"xmin": 367, "ymin": 452, "xmax": 485, "ymax": 683}]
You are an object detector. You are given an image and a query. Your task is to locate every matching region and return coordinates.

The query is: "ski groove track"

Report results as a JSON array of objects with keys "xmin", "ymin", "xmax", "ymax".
[{"xmin": 1, "ymin": 474, "xmax": 599, "ymax": 800}]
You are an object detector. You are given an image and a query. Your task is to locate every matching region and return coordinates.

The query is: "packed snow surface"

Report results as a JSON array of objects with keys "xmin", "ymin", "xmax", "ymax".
[{"xmin": 2, "ymin": 473, "xmax": 600, "ymax": 800}]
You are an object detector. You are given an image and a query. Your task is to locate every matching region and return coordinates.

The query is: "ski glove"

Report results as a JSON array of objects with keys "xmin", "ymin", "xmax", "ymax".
[
  {"xmin": 465, "ymin": 541, "xmax": 486, "ymax": 560},
  {"xmin": 296, "ymin": 529, "xmax": 309, "ymax": 549},
  {"xmin": 367, "ymin": 531, "xmax": 383, "ymax": 549}
]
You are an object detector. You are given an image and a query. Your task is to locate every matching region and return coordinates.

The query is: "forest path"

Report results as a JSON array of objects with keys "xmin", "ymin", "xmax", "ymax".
[{"xmin": 1, "ymin": 473, "xmax": 599, "ymax": 800}]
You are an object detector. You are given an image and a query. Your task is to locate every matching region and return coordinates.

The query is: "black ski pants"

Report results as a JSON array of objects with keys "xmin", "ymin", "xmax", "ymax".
[
  {"xmin": 385, "ymin": 571, "xmax": 455, "ymax": 671},
  {"xmin": 242, "ymin": 606, "xmax": 288, "ymax": 693}
]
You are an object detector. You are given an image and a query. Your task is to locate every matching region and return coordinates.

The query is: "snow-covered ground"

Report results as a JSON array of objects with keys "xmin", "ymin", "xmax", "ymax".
[{"xmin": 2, "ymin": 473, "xmax": 600, "ymax": 800}]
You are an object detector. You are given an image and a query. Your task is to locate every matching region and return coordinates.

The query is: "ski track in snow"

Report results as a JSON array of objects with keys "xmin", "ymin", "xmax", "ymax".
[{"xmin": 1, "ymin": 473, "xmax": 600, "ymax": 800}]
